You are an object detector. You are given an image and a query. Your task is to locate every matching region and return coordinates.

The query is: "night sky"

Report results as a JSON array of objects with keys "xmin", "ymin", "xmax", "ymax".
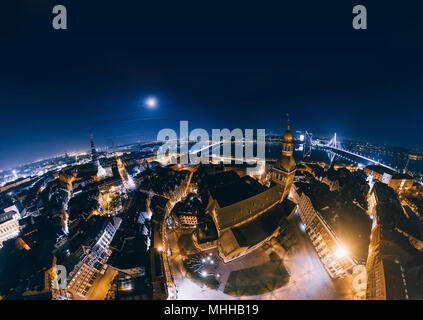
[{"xmin": 1, "ymin": 1, "xmax": 423, "ymax": 169}]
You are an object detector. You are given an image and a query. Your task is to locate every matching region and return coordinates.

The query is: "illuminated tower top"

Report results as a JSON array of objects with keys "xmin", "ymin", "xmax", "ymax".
[
  {"xmin": 282, "ymin": 113, "xmax": 294, "ymax": 157},
  {"xmin": 274, "ymin": 114, "xmax": 296, "ymax": 173}
]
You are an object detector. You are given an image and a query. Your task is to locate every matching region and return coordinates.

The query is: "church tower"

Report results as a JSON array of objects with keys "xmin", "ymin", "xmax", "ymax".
[
  {"xmin": 271, "ymin": 114, "xmax": 297, "ymax": 200},
  {"xmin": 90, "ymin": 133, "xmax": 107, "ymax": 179},
  {"xmin": 90, "ymin": 133, "xmax": 98, "ymax": 162}
]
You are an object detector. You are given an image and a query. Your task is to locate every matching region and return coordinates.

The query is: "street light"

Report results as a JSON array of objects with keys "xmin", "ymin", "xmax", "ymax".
[{"xmin": 335, "ymin": 246, "xmax": 348, "ymax": 258}]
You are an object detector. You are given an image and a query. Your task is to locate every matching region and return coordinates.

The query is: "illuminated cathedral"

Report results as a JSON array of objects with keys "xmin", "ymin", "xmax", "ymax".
[
  {"xmin": 205, "ymin": 115, "xmax": 297, "ymax": 263},
  {"xmin": 271, "ymin": 115, "xmax": 296, "ymax": 200}
]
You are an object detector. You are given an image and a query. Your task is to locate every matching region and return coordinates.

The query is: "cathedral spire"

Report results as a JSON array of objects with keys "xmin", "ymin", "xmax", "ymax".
[
  {"xmin": 283, "ymin": 114, "xmax": 293, "ymax": 146},
  {"xmin": 286, "ymin": 113, "xmax": 290, "ymax": 131},
  {"xmin": 271, "ymin": 113, "xmax": 297, "ymax": 200}
]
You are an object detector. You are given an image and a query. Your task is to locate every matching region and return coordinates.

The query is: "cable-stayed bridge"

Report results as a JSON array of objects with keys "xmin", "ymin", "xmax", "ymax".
[{"xmin": 315, "ymin": 133, "xmax": 399, "ymax": 173}]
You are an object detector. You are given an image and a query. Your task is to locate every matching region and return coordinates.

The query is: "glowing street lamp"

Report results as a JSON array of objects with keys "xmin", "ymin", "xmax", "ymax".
[{"xmin": 335, "ymin": 246, "xmax": 348, "ymax": 258}]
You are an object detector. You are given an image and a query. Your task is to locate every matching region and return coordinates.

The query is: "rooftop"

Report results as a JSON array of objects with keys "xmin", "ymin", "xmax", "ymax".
[
  {"xmin": 365, "ymin": 164, "xmax": 397, "ymax": 176},
  {"xmin": 208, "ymin": 171, "xmax": 267, "ymax": 208},
  {"xmin": 392, "ymin": 172, "xmax": 414, "ymax": 180},
  {"xmin": 195, "ymin": 217, "xmax": 218, "ymax": 244},
  {"xmin": 231, "ymin": 198, "xmax": 296, "ymax": 248},
  {"xmin": 296, "ymin": 180, "xmax": 371, "ymax": 261},
  {"xmin": 0, "ymin": 211, "xmax": 18, "ymax": 224}
]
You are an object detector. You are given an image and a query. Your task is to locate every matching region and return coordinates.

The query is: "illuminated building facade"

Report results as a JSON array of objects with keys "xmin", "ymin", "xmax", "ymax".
[
  {"xmin": 3, "ymin": 203, "xmax": 24, "ymax": 217},
  {"xmin": 176, "ymin": 214, "xmax": 198, "ymax": 226},
  {"xmin": 293, "ymin": 187, "xmax": 356, "ymax": 278},
  {"xmin": 150, "ymin": 201, "xmax": 169, "ymax": 300},
  {"xmin": 172, "ymin": 193, "xmax": 203, "ymax": 227},
  {"xmin": 66, "ymin": 260, "xmax": 98, "ymax": 298},
  {"xmin": 364, "ymin": 165, "xmax": 414, "ymax": 192},
  {"xmin": 0, "ymin": 211, "xmax": 20, "ymax": 249},
  {"xmin": 0, "ymin": 177, "xmax": 32, "ymax": 193},
  {"xmin": 388, "ymin": 174, "xmax": 414, "ymax": 193},
  {"xmin": 366, "ymin": 182, "xmax": 422, "ymax": 299},
  {"xmin": 366, "ymin": 225, "xmax": 410, "ymax": 300},
  {"xmin": 292, "ymin": 181, "xmax": 371, "ymax": 279},
  {"xmin": 64, "ymin": 218, "xmax": 121, "ymax": 299}
]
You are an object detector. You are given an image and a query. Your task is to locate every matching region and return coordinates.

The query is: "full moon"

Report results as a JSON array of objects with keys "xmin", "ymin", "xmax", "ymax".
[{"xmin": 145, "ymin": 97, "xmax": 158, "ymax": 109}]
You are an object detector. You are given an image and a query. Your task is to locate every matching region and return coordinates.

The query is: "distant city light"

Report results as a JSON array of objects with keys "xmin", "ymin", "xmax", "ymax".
[
  {"xmin": 145, "ymin": 96, "xmax": 158, "ymax": 109},
  {"xmin": 299, "ymin": 134, "xmax": 305, "ymax": 142}
]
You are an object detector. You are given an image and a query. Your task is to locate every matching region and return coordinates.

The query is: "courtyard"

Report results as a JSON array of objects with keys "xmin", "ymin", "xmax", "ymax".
[
  {"xmin": 223, "ymin": 252, "xmax": 290, "ymax": 296},
  {"xmin": 168, "ymin": 212, "xmax": 354, "ymax": 300}
]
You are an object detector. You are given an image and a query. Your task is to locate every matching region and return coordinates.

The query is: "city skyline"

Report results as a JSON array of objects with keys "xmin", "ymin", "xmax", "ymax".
[
  {"xmin": 1, "ymin": 129, "xmax": 421, "ymax": 172},
  {"xmin": 1, "ymin": 2, "xmax": 423, "ymax": 169}
]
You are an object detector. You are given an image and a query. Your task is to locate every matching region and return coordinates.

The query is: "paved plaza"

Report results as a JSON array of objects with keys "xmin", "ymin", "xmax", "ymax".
[{"xmin": 168, "ymin": 213, "xmax": 354, "ymax": 300}]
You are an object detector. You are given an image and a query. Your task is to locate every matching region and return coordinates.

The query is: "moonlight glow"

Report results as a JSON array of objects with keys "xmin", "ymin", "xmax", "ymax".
[{"xmin": 145, "ymin": 97, "xmax": 158, "ymax": 109}]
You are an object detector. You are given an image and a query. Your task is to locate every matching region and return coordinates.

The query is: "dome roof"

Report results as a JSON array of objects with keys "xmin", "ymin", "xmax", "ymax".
[{"xmin": 284, "ymin": 126, "xmax": 293, "ymax": 142}]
